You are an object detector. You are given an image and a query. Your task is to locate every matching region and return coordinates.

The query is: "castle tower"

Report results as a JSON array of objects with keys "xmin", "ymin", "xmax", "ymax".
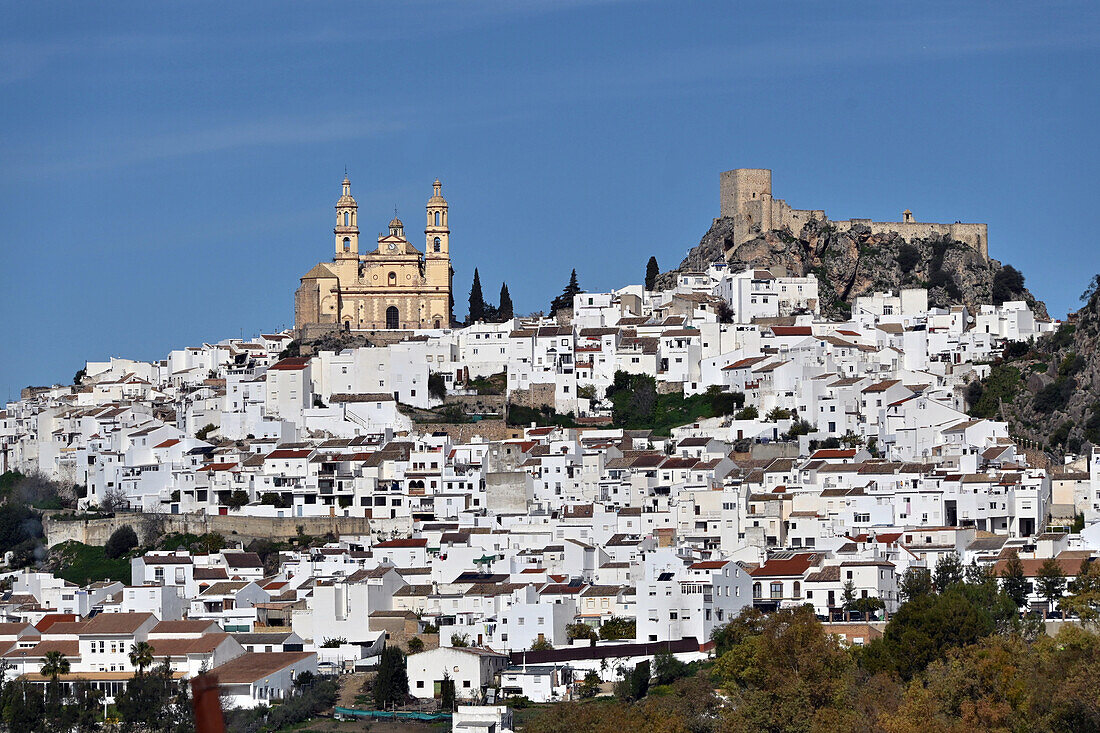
[
  {"xmin": 720, "ymin": 168, "xmax": 773, "ymax": 246},
  {"xmin": 334, "ymin": 176, "xmax": 359, "ymax": 258}
]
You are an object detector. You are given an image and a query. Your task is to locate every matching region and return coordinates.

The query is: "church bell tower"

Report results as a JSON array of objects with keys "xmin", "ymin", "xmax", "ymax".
[
  {"xmin": 334, "ymin": 176, "xmax": 359, "ymax": 259},
  {"xmin": 425, "ymin": 179, "xmax": 449, "ymax": 256}
]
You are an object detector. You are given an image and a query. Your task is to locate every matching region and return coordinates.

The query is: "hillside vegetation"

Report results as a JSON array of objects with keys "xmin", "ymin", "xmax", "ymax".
[{"xmin": 967, "ymin": 274, "xmax": 1100, "ymax": 455}]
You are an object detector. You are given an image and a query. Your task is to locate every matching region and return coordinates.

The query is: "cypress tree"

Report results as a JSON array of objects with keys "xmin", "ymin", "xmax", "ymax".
[
  {"xmin": 1000, "ymin": 549, "xmax": 1029, "ymax": 609},
  {"xmin": 467, "ymin": 268, "xmax": 486, "ymax": 324},
  {"xmin": 645, "ymin": 256, "xmax": 659, "ymax": 291},
  {"xmin": 550, "ymin": 269, "xmax": 582, "ymax": 315},
  {"xmin": 498, "ymin": 283, "xmax": 514, "ymax": 321}
]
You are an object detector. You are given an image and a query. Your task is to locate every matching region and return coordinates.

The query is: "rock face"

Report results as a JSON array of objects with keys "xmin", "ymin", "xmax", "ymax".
[
  {"xmin": 982, "ymin": 282, "xmax": 1100, "ymax": 455},
  {"xmin": 658, "ymin": 218, "xmax": 1048, "ymax": 320}
]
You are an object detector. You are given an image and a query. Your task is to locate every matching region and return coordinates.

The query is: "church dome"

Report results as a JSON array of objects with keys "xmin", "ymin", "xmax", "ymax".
[{"xmin": 389, "ymin": 216, "xmax": 404, "ymax": 229}]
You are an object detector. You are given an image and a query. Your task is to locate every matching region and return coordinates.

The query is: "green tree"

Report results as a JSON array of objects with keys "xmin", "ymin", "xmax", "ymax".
[
  {"xmin": 1064, "ymin": 558, "xmax": 1100, "ymax": 623},
  {"xmin": 1000, "ymin": 550, "xmax": 1030, "ymax": 610},
  {"xmin": 467, "ymin": 268, "xmax": 486, "ymax": 323},
  {"xmin": 406, "ymin": 636, "xmax": 425, "ymax": 654},
  {"xmin": 1036, "ymin": 557, "xmax": 1066, "ymax": 614},
  {"xmin": 576, "ymin": 671, "xmax": 601, "ymax": 699},
  {"xmin": 104, "ymin": 525, "xmax": 138, "ymax": 559},
  {"xmin": 992, "ymin": 264, "xmax": 1025, "ymax": 304},
  {"xmin": 599, "ymin": 616, "xmax": 635, "ymax": 641},
  {"xmin": 934, "ymin": 551, "xmax": 964, "ymax": 592},
  {"xmin": 129, "ymin": 640, "xmax": 154, "ymax": 675},
  {"xmin": 41, "ymin": 650, "xmax": 69, "ymax": 721},
  {"xmin": 899, "ymin": 566, "xmax": 934, "ymax": 602},
  {"xmin": 530, "ymin": 637, "xmax": 553, "ymax": 651},
  {"xmin": 614, "ymin": 661, "xmax": 650, "ymax": 701},
  {"xmin": 373, "ymin": 646, "xmax": 409, "ymax": 707},
  {"xmin": 714, "ymin": 606, "xmax": 857, "ymax": 730},
  {"xmin": 645, "ymin": 256, "xmax": 659, "ymax": 291},
  {"xmin": 566, "ymin": 623, "xmax": 597, "ymax": 641},
  {"xmin": 69, "ymin": 680, "xmax": 104, "ymax": 733},
  {"xmin": 870, "ymin": 585, "xmax": 1008, "ymax": 679},
  {"xmin": 652, "ymin": 651, "xmax": 689, "ymax": 685},
  {"xmin": 428, "ymin": 373, "xmax": 446, "ymax": 401},
  {"xmin": 224, "ymin": 489, "xmax": 249, "ymax": 509},
  {"xmin": 1, "ymin": 681, "xmax": 45, "ymax": 731},
  {"xmin": 440, "ymin": 672, "xmax": 456, "ymax": 711},
  {"xmin": 842, "ymin": 580, "xmax": 857, "ymax": 620},
  {"xmin": 450, "ymin": 632, "xmax": 470, "ymax": 647},
  {"xmin": 115, "ymin": 660, "xmax": 184, "ymax": 731},
  {"xmin": 498, "ymin": 282, "xmax": 514, "ymax": 321},
  {"xmin": 550, "ymin": 269, "xmax": 582, "ymax": 315}
]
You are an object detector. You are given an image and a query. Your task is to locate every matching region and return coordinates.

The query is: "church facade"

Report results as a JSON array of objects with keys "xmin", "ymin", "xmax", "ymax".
[{"xmin": 295, "ymin": 177, "xmax": 453, "ymax": 333}]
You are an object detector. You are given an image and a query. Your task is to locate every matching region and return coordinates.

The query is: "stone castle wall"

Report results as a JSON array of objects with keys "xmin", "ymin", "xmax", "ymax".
[
  {"xmin": 44, "ymin": 512, "xmax": 373, "ymax": 548},
  {"xmin": 720, "ymin": 168, "xmax": 989, "ymax": 260}
]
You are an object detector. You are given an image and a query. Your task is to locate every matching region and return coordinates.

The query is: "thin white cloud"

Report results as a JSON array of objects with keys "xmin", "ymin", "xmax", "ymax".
[{"xmin": 3, "ymin": 113, "xmax": 407, "ymax": 179}]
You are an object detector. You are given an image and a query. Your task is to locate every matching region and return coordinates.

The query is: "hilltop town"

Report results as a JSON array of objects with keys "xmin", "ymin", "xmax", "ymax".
[{"xmin": 2, "ymin": 169, "xmax": 1099, "ymax": 729}]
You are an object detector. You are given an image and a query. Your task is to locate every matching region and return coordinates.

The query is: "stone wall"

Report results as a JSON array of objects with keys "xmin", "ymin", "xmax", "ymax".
[
  {"xmin": 415, "ymin": 420, "xmax": 522, "ymax": 443},
  {"xmin": 508, "ymin": 383, "xmax": 556, "ymax": 410},
  {"xmin": 720, "ymin": 168, "xmax": 989, "ymax": 260},
  {"xmin": 44, "ymin": 512, "xmax": 373, "ymax": 548}
]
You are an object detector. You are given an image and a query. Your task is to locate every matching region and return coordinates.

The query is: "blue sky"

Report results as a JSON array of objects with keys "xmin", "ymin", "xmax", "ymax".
[{"xmin": 2, "ymin": 1, "xmax": 1098, "ymax": 398}]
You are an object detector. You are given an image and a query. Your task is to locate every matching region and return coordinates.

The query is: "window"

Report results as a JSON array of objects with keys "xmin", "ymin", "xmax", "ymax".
[
  {"xmin": 386, "ymin": 306, "xmax": 399, "ymax": 329},
  {"xmin": 770, "ymin": 582, "xmax": 783, "ymax": 599},
  {"xmin": 433, "ymin": 236, "xmax": 441, "ymax": 252}
]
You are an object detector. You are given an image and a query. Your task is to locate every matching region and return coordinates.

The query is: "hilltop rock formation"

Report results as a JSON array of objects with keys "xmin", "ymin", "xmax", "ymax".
[{"xmin": 658, "ymin": 218, "xmax": 1048, "ymax": 320}]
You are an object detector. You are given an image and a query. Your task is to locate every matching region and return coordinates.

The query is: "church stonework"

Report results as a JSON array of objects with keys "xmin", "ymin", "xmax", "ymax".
[{"xmin": 295, "ymin": 177, "xmax": 454, "ymax": 334}]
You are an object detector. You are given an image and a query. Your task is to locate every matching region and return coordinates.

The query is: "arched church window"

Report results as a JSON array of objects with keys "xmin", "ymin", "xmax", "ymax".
[
  {"xmin": 433, "ymin": 237, "xmax": 441, "ymax": 253},
  {"xmin": 343, "ymin": 237, "xmax": 351, "ymax": 252},
  {"xmin": 388, "ymin": 271, "xmax": 397, "ymax": 286},
  {"xmin": 343, "ymin": 212, "xmax": 349, "ymax": 226},
  {"xmin": 386, "ymin": 306, "xmax": 399, "ymax": 330}
]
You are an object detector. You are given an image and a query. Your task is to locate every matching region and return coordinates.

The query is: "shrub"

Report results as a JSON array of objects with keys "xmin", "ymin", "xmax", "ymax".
[
  {"xmin": 896, "ymin": 243, "xmax": 920, "ymax": 273},
  {"xmin": 428, "ymin": 373, "xmax": 447, "ymax": 401},
  {"xmin": 320, "ymin": 637, "xmax": 346, "ymax": 648},
  {"xmin": 104, "ymin": 525, "xmax": 138, "ymax": 559},
  {"xmin": 195, "ymin": 423, "xmax": 217, "ymax": 441},
  {"xmin": 734, "ymin": 406, "xmax": 758, "ymax": 420},
  {"xmin": 406, "ymin": 637, "xmax": 424, "ymax": 654}
]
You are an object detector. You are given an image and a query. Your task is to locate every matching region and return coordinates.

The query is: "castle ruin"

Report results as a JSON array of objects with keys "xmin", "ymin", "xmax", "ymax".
[{"xmin": 719, "ymin": 168, "xmax": 989, "ymax": 260}]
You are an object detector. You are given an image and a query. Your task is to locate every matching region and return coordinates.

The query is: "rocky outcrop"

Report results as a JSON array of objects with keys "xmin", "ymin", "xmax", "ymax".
[
  {"xmin": 978, "ymin": 282, "xmax": 1100, "ymax": 456},
  {"xmin": 658, "ymin": 218, "xmax": 1048, "ymax": 320}
]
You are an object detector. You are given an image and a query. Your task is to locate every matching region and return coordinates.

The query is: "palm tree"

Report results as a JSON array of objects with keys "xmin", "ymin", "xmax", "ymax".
[
  {"xmin": 129, "ymin": 641, "xmax": 154, "ymax": 675},
  {"xmin": 42, "ymin": 650, "xmax": 70, "ymax": 682},
  {"xmin": 42, "ymin": 650, "xmax": 70, "ymax": 713}
]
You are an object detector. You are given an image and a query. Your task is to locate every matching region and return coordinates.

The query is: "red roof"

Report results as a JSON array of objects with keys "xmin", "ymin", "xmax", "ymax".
[
  {"xmin": 689, "ymin": 560, "xmax": 729, "ymax": 570},
  {"xmin": 35, "ymin": 613, "xmax": 78, "ymax": 632},
  {"xmin": 154, "ymin": 439, "xmax": 181, "ymax": 449},
  {"xmin": 200, "ymin": 462, "xmax": 238, "ymax": 472},
  {"xmin": 722, "ymin": 356, "xmax": 768, "ymax": 371},
  {"xmin": 268, "ymin": 357, "xmax": 310, "ymax": 371},
  {"xmin": 265, "ymin": 449, "xmax": 313, "ymax": 460},
  {"xmin": 749, "ymin": 553, "xmax": 819, "ymax": 577},
  {"xmin": 810, "ymin": 449, "xmax": 857, "ymax": 459},
  {"xmin": 770, "ymin": 326, "xmax": 812, "ymax": 336}
]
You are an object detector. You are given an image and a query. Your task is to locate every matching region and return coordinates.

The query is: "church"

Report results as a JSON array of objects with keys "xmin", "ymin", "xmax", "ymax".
[{"xmin": 294, "ymin": 176, "xmax": 454, "ymax": 333}]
